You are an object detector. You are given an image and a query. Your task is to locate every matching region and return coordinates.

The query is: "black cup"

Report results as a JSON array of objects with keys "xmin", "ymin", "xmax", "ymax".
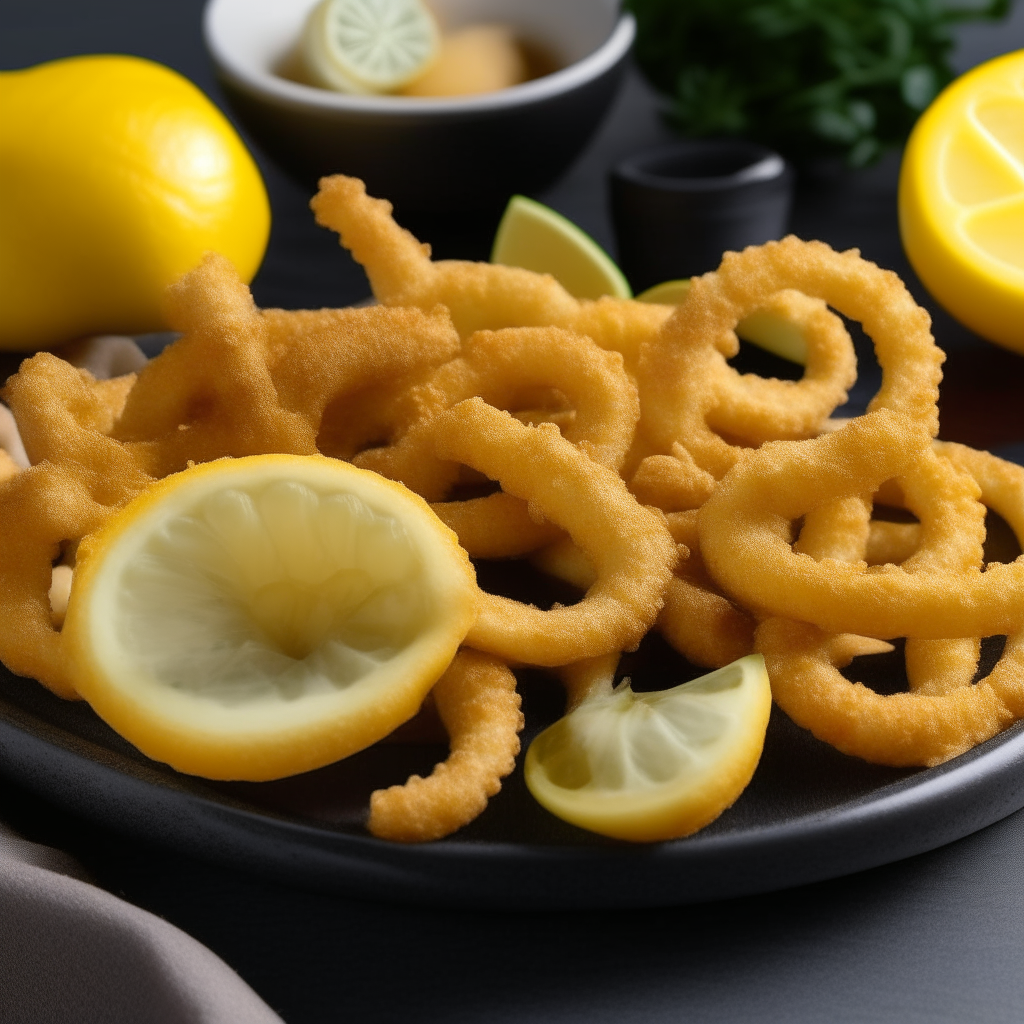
[{"xmin": 610, "ymin": 139, "xmax": 794, "ymax": 292}]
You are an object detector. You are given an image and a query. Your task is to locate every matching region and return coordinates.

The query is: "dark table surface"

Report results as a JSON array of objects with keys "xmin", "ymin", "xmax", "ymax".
[{"xmin": 4, "ymin": 2, "xmax": 1024, "ymax": 1022}]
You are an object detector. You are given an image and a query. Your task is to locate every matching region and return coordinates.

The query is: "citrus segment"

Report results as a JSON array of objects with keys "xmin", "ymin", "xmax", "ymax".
[
  {"xmin": 524, "ymin": 654, "xmax": 772, "ymax": 842},
  {"xmin": 62, "ymin": 455, "xmax": 478, "ymax": 781},
  {"xmin": 491, "ymin": 195, "xmax": 632, "ymax": 301},
  {"xmin": 899, "ymin": 50, "xmax": 1024, "ymax": 352},
  {"xmin": 303, "ymin": 0, "xmax": 439, "ymax": 94}
]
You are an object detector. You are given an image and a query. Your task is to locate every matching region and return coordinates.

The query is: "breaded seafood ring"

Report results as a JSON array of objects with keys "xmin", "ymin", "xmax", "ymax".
[
  {"xmin": 368, "ymin": 649, "xmax": 523, "ymax": 842},
  {"xmin": 700, "ymin": 410, "xmax": 1014, "ymax": 641},
  {"xmin": 529, "ymin": 511, "xmax": 753, "ymax": 669},
  {"xmin": 310, "ymin": 174, "xmax": 673, "ymax": 369},
  {"xmin": 433, "ymin": 399, "xmax": 679, "ymax": 667},
  {"xmin": 354, "ymin": 325, "xmax": 639, "ymax": 558},
  {"xmin": 757, "ymin": 622, "xmax": 1024, "ymax": 766},
  {"xmin": 636, "ymin": 238, "xmax": 942, "ymax": 487}
]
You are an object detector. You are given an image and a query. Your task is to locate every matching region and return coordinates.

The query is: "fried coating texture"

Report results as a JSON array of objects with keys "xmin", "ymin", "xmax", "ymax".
[
  {"xmin": 636, "ymin": 238, "xmax": 941, "ymax": 488},
  {"xmin": 433, "ymin": 399, "xmax": 679, "ymax": 666},
  {"xmin": 698, "ymin": 411, "xmax": 1022, "ymax": 640},
  {"xmin": 368, "ymin": 649, "xmax": 523, "ymax": 842},
  {"xmin": 310, "ymin": 174, "xmax": 673, "ymax": 368}
]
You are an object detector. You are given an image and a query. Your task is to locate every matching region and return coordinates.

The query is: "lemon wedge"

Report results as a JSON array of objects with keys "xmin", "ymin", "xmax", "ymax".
[
  {"xmin": 62, "ymin": 455, "xmax": 478, "ymax": 781},
  {"xmin": 524, "ymin": 655, "xmax": 772, "ymax": 842},
  {"xmin": 637, "ymin": 279, "xmax": 808, "ymax": 364},
  {"xmin": 899, "ymin": 50, "xmax": 1024, "ymax": 353},
  {"xmin": 302, "ymin": 0, "xmax": 440, "ymax": 95},
  {"xmin": 491, "ymin": 195, "xmax": 633, "ymax": 300}
]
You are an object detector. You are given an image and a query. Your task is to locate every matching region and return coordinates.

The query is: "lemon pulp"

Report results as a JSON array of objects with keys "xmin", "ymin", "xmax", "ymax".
[
  {"xmin": 525, "ymin": 655, "xmax": 772, "ymax": 841},
  {"xmin": 491, "ymin": 195, "xmax": 632, "ymax": 300},
  {"xmin": 302, "ymin": 0, "xmax": 440, "ymax": 94},
  {"xmin": 899, "ymin": 50, "xmax": 1024, "ymax": 353},
  {"xmin": 63, "ymin": 455, "xmax": 478, "ymax": 781}
]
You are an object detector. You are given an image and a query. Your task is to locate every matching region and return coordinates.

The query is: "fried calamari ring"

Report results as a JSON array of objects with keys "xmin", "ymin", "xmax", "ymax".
[
  {"xmin": 432, "ymin": 492, "xmax": 563, "ymax": 559},
  {"xmin": 368, "ymin": 649, "xmax": 523, "ymax": 842},
  {"xmin": 354, "ymin": 325, "xmax": 639, "ymax": 557},
  {"xmin": 355, "ymin": 326, "xmax": 639, "ymax": 493},
  {"xmin": 637, "ymin": 238, "xmax": 942, "ymax": 482},
  {"xmin": 432, "ymin": 399, "xmax": 679, "ymax": 666},
  {"xmin": 757, "ymin": 621, "xmax": 1024, "ymax": 766},
  {"xmin": 699, "ymin": 410, "xmax": 1010, "ymax": 640},
  {"xmin": 310, "ymin": 175, "xmax": 672, "ymax": 368},
  {"xmin": 528, "ymin": 511, "xmax": 750, "ymax": 669}
]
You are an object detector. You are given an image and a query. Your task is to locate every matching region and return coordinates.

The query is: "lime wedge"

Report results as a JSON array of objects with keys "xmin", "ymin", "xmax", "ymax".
[
  {"xmin": 524, "ymin": 654, "xmax": 772, "ymax": 842},
  {"xmin": 491, "ymin": 195, "xmax": 632, "ymax": 300},
  {"xmin": 637, "ymin": 278, "xmax": 807, "ymax": 364},
  {"xmin": 302, "ymin": 0, "xmax": 439, "ymax": 95}
]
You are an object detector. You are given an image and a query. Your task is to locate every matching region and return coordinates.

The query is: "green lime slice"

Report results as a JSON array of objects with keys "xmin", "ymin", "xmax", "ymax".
[{"xmin": 491, "ymin": 195, "xmax": 632, "ymax": 301}]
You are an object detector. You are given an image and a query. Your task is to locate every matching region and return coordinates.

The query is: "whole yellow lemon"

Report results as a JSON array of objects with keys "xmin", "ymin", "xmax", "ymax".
[{"xmin": 0, "ymin": 55, "xmax": 270, "ymax": 351}]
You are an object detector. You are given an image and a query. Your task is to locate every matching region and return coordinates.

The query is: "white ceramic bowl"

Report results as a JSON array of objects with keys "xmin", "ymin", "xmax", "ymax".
[{"xmin": 204, "ymin": 0, "xmax": 634, "ymax": 212}]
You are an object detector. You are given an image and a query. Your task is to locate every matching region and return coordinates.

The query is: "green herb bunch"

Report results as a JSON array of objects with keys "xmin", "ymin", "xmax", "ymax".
[{"xmin": 625, "ymin": 0, "xmax": 1010, "ymax": 165}]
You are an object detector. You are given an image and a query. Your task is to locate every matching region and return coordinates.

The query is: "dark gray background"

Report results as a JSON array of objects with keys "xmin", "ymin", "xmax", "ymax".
[{"xmin": 3, "ymin": 2, "xmax": 1024, "ymax": 1021}]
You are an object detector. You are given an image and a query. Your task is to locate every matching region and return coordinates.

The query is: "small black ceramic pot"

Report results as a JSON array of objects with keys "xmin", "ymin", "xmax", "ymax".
[{"xmin": 610, "ymin": 139, "xmax": 794, "ymax": 292}]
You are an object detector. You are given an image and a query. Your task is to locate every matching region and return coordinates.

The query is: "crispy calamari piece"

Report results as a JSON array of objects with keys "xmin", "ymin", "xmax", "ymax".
[
  {"xmin": 310, "ymin": 175, "xmax": 672, "ymax": 367},
  {"xmin": 757, "ymin": 621, "xmax": 1023, "ymax": 766},
  {"xmin": 368, "ymin": 649, "xmax": 523, "ymax": 842},
  {"xmin": 4, "ymin": 356, "xmax": 154, "ymax": 505},
  {"xmin": 432, "ymin": 492, "xmax": 563, "ymax": 559},
  {"xmin": 700, "ymin": 411, "xmax": 1006, "ymax": 640},
  {"xmin": 354, "ymin": 325, "xmax": 639, "ymax": 556},
  {"xmin": 110, "ymin": 255, "xmax": 461, "ymax": 475},
  {"xmin": 433, "ymin": 399, "xmax": 679, "ymax": 666},
  {"xmin": 637, "ymin": 239, "xmax": 942, "ymax": 483}
]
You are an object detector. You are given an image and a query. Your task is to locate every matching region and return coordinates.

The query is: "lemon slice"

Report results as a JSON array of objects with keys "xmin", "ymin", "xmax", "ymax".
[
  {"xmin": 899, "ymin": 50, "xmax": 1024, "ymax": 353},
  {"xmin": 62, "ymin": 455, "xmax": 478, "ymax": 781},
  {"xmin": 302, "ymin": 0, "xmax": 439, "ymax": 95},
  {"xmin": 524, "ymin": 655, "xmax": 771, "ymax": 842},
  {"xmin": 637, "ymin": 279, "xmax": 807, "ymax": 364},
  {"xmin": 491, "ymin": 195, "xmax": 632, "ymax": 300}
]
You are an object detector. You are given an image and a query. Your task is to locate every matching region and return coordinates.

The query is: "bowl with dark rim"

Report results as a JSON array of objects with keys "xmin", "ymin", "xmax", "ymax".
[{"xmin": 204, "ymin": 0, "xmax": 635, "ymax": 214}]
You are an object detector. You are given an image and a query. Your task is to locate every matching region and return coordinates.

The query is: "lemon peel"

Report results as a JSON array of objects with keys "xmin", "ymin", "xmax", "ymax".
[{"xmin": 62, "ymin": 454, "xmax": 478, "ymax": 781}]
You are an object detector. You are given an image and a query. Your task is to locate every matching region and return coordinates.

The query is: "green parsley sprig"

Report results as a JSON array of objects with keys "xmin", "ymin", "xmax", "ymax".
[{"xmin": 625, "ymin": 0, "xmax": 1010, "ymax": 166}]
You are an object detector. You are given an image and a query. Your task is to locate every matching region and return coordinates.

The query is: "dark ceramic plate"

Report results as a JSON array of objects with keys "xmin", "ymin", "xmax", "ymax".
[{"xmin": 2, "ymin": 596, "xmax": 1023, "ymax": 911}]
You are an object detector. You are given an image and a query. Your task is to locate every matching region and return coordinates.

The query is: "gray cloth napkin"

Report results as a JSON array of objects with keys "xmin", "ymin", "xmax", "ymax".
[{"xmin": 0, "ymin": 821, "xmax": 284, "ymax": 1024}]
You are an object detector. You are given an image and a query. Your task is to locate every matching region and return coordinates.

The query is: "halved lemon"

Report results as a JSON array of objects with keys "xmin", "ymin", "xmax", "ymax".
[
  {"xmin": 637, "ymin": 279, "xmax": 808, "ymax": 364},
  {"xmin": 524, "ymin": 654, "xmax": 772, "ymax": 842},
  {"xmin": 491, "ymin": 195, "xmax": 633, "ymax": 300},
  {"xmin": 62, "ymin": 455, "xmax": 478, "ymax": 781},
  {"xmin": 899, "ymin": 50, "xmax": 1024, "ymax": 353},
  {"xmin": 302, "ymin": 0, "xmax": 439, "ymax": 95}
]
